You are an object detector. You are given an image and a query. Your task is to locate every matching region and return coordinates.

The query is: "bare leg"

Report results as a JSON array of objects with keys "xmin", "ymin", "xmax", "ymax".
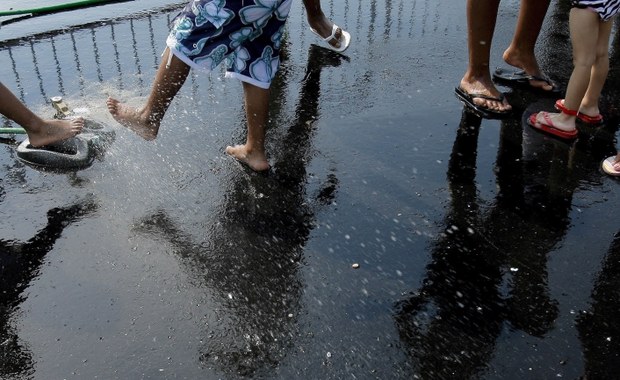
[
  {"xmin": 303, "ymin": 0, "xmax": 347, "ymax": 50},
  {"xmin": 532, "ymin": 8, "xmax": 599, "ymax": 131},
  {"xmin": 0, "ymin": 82, "xmax": 84, "ymax": 147},
  {"xmin": 106, "ymin": 48, "xmax": 190, "ymax": 140},
  {"xmin": 502, "ymin": 0, "xmax": 553, "ymax": 91},
  {"xmin": 225, "ymin": 82, "xmax": 271, "ymax": 172},
  {"xmin": 579, "ymin": 17, "xmax": 613, "ymax": 117},
  {"xmin": 459, "ymin": 0, "xmax": 511, "ymax": 113}
]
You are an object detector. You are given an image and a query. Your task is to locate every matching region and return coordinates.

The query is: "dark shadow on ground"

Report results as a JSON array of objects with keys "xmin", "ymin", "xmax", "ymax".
[
  {"xmin": 0, "ymin": 197, "xmax": 98, "ymax": 378},
  {"xmin": 127, "ymin": 44, "xmax": 346, "ymax": 378},
  {"xmin": 393, "ymin": 93, "xmax": 620, "ymax": 377}
]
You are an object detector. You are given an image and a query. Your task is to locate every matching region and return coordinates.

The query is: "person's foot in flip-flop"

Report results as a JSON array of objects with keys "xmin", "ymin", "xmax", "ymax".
[
  {"xmin": 308, "ymin": 14, "xmax": 350, "ymax": 52},
  {"xmin": 555, "ymin": 99, "xmax": 604, "ymax": 125},
  {"xmin": 602, "ymin": 154, "xmax": 620, "ymax": 177},
  {"xmin": 457, "ymin": 77, "xmax": 512, "ymax": 115},
  {"xmin": 527, "ymin": 111, "xmax": 578, "ymax": 139},
  {"xmin": 500, "ymin": 48, "xmax": 557, "ymax": 92}
]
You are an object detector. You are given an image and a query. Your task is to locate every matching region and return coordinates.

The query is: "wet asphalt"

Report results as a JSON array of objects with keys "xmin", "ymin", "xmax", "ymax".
[{"xmin": 2, "ymin": 0, "xmax": 620, "ymax": 379}]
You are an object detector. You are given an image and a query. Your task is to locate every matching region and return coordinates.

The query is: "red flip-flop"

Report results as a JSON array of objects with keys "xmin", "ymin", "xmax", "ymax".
[
  {"xmin": 527, "ymin": 111, "xmax": 578, "ymax": 140},
  {"xmin": 555, "ymin": 99, "xmax": 603, "ymax": 125},
  {"xmin": 577, "ymin": 112, "xmax": 603, "ymax": 124}
]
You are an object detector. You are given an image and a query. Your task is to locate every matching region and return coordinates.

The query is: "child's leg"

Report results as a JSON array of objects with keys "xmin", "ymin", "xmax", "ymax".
[
  {"xmin": 225, "ymin": 82, "xmax": 271, "ymax": 172},
  {"xmin": 0, "ymin": 82, "xmax": 84, "ymax": 147},
  {"xmin": 106, "ymin": 48, "xmax": 190, "ymax": 140},
  {"xmin": 579, "ymin": 17, "xmax": 614, "ymax": 117},
  {"xmin": 532, "ymin": 7, "xmax": 600, "ymax": 132},
  {"xmin": 564, "ymin": 8, "xmax": 601, "ymax": 111}
]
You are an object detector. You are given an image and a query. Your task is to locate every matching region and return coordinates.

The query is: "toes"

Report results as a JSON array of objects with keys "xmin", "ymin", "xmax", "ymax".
[{"xmin": 333, "ymin": 28, "xmax": 342, "ymax": 48}]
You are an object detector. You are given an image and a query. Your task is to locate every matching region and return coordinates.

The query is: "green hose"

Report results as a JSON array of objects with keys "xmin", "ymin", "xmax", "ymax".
[
  {"xmin": 0, "ymin": 0, "xmax": 131, "ymax": 17},
  {"xmin": 0, "ymin": 127, "xmax": 27, "ymax": 134}
]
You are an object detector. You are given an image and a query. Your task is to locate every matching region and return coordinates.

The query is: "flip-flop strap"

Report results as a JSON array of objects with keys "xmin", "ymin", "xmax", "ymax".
[
  {"xmin": 469, "ymin": 93, "xmax": 505, "ymax": 102},
  {"xmin": 510, "ymin": 70, "xmax": 528, "ymax": 79},
  {"xmin": 312, "ymin": 24, "xmax": 342, "ymax": 44},
  {"xmin": 322, "ymin": 24, "xmax": 339, "ymax": 42},
  {"xmin": 528, "ymin": 74, "xmax": 556, "ymax": 88},
  {"xmin": 540, "ymin": 111, "xmax": 575, "ymax": 133},
  {"xmin": 540, "ymin": 111, "xmax": 555, "ymax": 127},
  {"xmin": 578, "ymin": 112, "xmax": 603, "ymax": 123},
  {"xmin": 555, "ymin": 99, "xmax": 578, "ymax": 116}
]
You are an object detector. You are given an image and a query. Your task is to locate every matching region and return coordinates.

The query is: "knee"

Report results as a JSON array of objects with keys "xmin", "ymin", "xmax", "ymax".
[
  {"xmin": 573, "ymin": 55, "xmax": 596, "ymax": 69},
  {"xmin": 595, "ymin": 49, "xmax": 609, "ymax": 64}
]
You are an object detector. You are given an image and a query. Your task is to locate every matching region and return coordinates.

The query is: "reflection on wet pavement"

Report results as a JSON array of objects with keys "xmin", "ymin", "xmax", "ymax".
[
  {"xmin": 1, "ymin": 0, "xmax": 620, "ymax": 378},
  {"xmin": 1, "ymin": 198, "xmax": 98, "ymax": 378}
]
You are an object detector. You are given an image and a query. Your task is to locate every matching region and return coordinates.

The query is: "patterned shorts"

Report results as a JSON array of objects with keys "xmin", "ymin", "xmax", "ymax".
[
  {"xmin": 166, "ymin": 0, "xmax": 292, "ymax": 89},
  {"xmin": 572, "ymin": 0, "xmax": 620, "ymax": 21}
]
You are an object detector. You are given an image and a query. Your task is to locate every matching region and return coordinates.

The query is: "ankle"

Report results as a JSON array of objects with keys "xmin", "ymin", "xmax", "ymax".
[
  {"xmin": 307, "ymin": 13, "xmax": 327, "ymax": 26},
  {"xmin": 503, "ymin": 46, "xmax": 536, "ymax": 69}
]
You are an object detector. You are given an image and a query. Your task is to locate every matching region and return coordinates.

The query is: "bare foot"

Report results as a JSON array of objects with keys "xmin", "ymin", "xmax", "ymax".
[
  {"xmin": 225, "ymin": 144, "xmax": 270, "ymax": 172},
  {"xmin": 459, "ymin": 76, "xmax": 511, "ymax": 113},
  {"xmin": 502, "ymin": 49, "xmax": 555, "ymax": 92},
  {"xmin": 533, "ymin": 111, "xmax": 576, "ymax": 133},
  {"xmin": 106, "ymin": 97, "xmax": 159, "ymax": 140},
  {"xmin": 28, "ymin": 117, "xmax": 84, "ymax": 147}
]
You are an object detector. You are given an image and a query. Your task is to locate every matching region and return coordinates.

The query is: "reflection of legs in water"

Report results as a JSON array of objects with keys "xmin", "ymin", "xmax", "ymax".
[
  {"xmin": 394, "ymin": 236, "xmax": 505, "ymax": 379},
  {"xmin": 128, "ymin": 43, "xmax": 346, "ymax": 377},
  {"xmin": 132, "ymin": 203, "xmax": 306, "ymax": 377},
  {"xmin": 577, "ymin": 232, "xmax": 620, "ymax": 379},
  {"xmin": 0, "ymin": 199, "xmax": 97, "ymax": 378},
  {"xmin": 394, "ymin": 111, "xmax": 505, "ymax": 379},
  {"xmin": 491, "ymin": 125, "xmax": 570, "ymax": 336},
  {"xmin": 274, "ymin": 45, "xmax": 347, "ymax": 177},
  {"xmin": 447, "ymin": 110, "xmax": 482, "ymax": 186},
  {"xmin": 271, "ymin": 45, "xmax": 346, "ymax": 212},
  {"xmin": 394, "ymin": 109, "xmax": 574, "ymax": 376}
]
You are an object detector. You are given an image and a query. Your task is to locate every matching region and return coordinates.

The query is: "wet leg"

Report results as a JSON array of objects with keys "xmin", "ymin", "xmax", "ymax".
[
  {"xmin": 106, "ymin": 48, "xmax": 190, "ymax": 140},
  {"xmin": 459, "ymin": 0, "xmax": 511, "ymax": 113},
  {"xmin": 579, "ymin": 17, "xmax": 613, "ymax": 117},
  {"xmin": 0, "ymin": 82, "xmax": 84, "ymax": 147},
  {"xmin": 502, "ymin": 0, "xmax": 554, "ymax": 91},
  {"xmin": 225, "ymin": 82, "xmax": 271, "ymax": 172}
]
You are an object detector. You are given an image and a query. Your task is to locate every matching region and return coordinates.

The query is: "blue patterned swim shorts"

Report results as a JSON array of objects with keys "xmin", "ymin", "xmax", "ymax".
[{"xmin": 166, "ymin": 0, "xmax": 292, "ymax": 89}]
